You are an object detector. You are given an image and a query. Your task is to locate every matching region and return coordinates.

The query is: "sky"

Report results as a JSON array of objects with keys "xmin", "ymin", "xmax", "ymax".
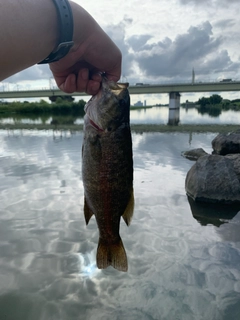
[{"xmin": 2, "ymin": 0, "xmax": 240, "ymax": 104}]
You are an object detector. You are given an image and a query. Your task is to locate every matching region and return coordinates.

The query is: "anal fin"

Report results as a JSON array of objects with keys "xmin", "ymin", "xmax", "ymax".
[
  {"xmin": 122, "ymin": 188, "xmax": 134, "ymax": 226},
  {"xmin": 84, "ymin": 196, "xmax": 94, "ymax": 225}
]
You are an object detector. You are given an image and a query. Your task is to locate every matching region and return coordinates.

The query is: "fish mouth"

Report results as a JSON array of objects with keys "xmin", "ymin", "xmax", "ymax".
[
  {"xmin": 102, "ymin": 78, "xmax": 129, "ymax": 94},
  {"xmin": 84, "ymin": 78, "xmax": 129, "ymax": 132}
]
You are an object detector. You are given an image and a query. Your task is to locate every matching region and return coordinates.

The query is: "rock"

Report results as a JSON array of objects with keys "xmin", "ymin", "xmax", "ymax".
[
  {"xmin": 182, "ymin": 148, "xmax": 208, "ymax": 161},
  {"xmin": 185, "ymin": 154, "xmax": 240, "ymax": 203},
  {"xmin": 212, "ymin": 130, "xmax": 240, "ymax": 155}
]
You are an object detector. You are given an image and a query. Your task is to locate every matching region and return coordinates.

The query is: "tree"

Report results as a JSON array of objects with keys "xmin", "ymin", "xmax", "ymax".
[
  {"xmin": 198, "ymin": 94, "xmax": 223, "ymax": 107},
  {"xmin": 55, "ymin": 97, "xmax": 63, "ymax": 104},
  {"xmin": 198, "ymin": 97, "xmax": 210, "ymax": 107},
  {"xmin": 209, "ymin": 94, "xmax": 222, "ymax": 105}
]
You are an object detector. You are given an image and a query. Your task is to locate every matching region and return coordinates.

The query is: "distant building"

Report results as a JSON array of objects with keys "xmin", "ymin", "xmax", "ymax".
[{"xmin": 134, "ymin": 100, "xmax": 143, "ymax": 107}]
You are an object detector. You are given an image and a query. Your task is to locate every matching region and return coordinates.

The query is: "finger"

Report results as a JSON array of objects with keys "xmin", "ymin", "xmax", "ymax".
[
  {"xmin": 59, "ymin": 74, "xmax": 76, "ymax": 93},
  {"xmin": 86, "ymin": 80, "xmax": 101, "ymax": 95},
  {"xmin": 104, "ymin": 50, "xmax": 122, "ymax": 82},
  {"xmin": 105, "ymin": 71, "xmax": 121, "ymax": 83},
  {"xmin": 91, "ymin": 73, "xmax": 103, "ymax": 82},
  {"xmin": 76, "ymin": 68, "xmax": 90, "ymax": 92}
]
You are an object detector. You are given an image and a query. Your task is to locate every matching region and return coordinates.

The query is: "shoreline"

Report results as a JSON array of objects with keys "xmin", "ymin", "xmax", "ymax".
[{"xmin": 0, "ymin": 123, "xmax": 239, "ymax": 133}]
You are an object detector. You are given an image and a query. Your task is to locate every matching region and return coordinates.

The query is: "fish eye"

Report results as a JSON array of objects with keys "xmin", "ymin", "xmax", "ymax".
[{"xmin": 107, "ymin": 127, "xmax": 112, "ymax": 132}]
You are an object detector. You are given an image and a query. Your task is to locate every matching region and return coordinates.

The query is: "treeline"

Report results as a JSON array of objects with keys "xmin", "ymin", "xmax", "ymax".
[
  {"xmin": 196, "ymin": 94, "xmax": 240, "ymax": 117},
  {"xmin": 198, "ymin": 94, "xmax": 222, "ymax": 107},
  {"xmin": 0, "ymin": 98, "xmax": 86, "ymax": 116}
]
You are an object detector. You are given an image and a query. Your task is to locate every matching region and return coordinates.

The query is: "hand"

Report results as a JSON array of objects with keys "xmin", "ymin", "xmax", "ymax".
[{"xmin": 49, "ymin": 2, "xmax": 122, "ymax": 95}]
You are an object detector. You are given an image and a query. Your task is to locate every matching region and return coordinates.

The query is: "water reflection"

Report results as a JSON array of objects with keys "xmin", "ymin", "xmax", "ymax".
[
  {"xmin": 78, "ymin": 250, "xmax": 101, "ymax": 279},
  {"xmin": 168, "ymin": 108, "xmax": 180, "ymax": 125},
  {"xmin": 0, "ymin": 130, "xmax": 240, "ymax": 319},
  {"xmin": 1, "ymin": 107, "xmax": 240, "ymax": 126},
  {"xmin": 187, "ymin": 196, "xmax": 240, "ymax": 227},
  {"xmin": 215, "ymin": 212, "xmax": 240, "ymax": 242}
]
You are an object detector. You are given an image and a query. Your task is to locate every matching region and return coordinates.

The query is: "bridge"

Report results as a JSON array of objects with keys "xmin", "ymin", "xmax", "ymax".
[
  {"xmin": 0, "ymin": 80, "xmax": 240, "ymax": 99},
  {"xmin": 1, "ymin": 80, "xmax": 239, "ymax": 125}
]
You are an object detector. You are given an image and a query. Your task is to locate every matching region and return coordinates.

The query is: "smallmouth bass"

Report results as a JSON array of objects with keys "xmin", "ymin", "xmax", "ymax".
[{"xmin": 82, "ymin": 78, "xmax": 134, "ymax": 272}]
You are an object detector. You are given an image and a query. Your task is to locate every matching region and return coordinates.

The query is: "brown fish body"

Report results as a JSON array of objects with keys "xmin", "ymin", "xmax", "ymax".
[{"xmin": 82, "ymin": 78, "xmax": 134, "ymax": 272}]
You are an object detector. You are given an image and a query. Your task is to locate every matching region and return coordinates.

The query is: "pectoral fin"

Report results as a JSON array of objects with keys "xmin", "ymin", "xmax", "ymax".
[
  {"xmin": 84, "ymin": 196, "xmax": 94, "ymax": 225},
  {"xmin": 122, "ymin": 188, "xmax": 134, "ymax": 226}
]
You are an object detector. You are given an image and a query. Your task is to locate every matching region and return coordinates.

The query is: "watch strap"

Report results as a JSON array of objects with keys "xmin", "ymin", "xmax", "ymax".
[{"xmin": 38, "ymin": 0, "xmax": 74, "ymax": 64}]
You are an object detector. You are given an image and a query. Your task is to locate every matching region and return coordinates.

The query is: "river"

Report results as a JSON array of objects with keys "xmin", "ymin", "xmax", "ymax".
[
  {"xmin": 1, "ymin": 106, "xmax": 240, "ymax": 126},
  {"xmin": 0, "ymin": 108, "xmax": 239, "ymax": 319}
]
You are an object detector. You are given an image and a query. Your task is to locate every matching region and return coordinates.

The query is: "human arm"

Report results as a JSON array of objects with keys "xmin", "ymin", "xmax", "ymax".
[{"xmin": 0, "ymin": 0, "xmax": 122, "ymax": 95}]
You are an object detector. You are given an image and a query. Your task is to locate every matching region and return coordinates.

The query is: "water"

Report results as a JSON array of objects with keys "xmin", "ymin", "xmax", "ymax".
[
  {"xmin": 0, "ymin": 127, "xmax": 240, "ymax": 320},
  {"xmin": 130, "ymin": 106, "xmax": 240, "ymax": 125},
  {"xmin": 1, "ymin": 106, "xmax": 240, "ymax": 126}
]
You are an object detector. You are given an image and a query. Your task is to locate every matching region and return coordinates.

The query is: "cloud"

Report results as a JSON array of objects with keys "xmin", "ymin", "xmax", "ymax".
[
  {"xmin": 127, "ymin": 35, "xmax": 153, "ymax": 52},
  {"xmin": 213, "ymin": 19, "xmax": 236, "ymax": 29},
  {"xmin": 125, "ymin": 21, "xmax": 240, "ymax": 80},
  {"xmin": 179, "ymin": 0, "xmax": 210, "ymax": 4},
  {"xmin": 4, "ymin": 65, "xmax": 52, "ymax": 83},
  {"xmin": 179, "ymin": 0, "xmax": 239, "ymax": 5},
  {"xmin": 3, "ymin": 16, "xmax": 240, "ymax": 86},
  {"xmin": 104, "ymin": 17, "xmax": 135, "ymax": 78}
]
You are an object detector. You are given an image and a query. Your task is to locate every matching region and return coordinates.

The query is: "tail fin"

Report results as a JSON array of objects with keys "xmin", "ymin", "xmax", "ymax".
[{"xmin": 97, "ymin": 238, "xmax": 128, "ymax": 272}]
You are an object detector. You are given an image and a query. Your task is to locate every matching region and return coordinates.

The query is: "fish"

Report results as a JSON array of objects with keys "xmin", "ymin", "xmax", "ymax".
[{"xmin": 82, "ymin": 77, "xmax": 134, "ymax": 272}]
